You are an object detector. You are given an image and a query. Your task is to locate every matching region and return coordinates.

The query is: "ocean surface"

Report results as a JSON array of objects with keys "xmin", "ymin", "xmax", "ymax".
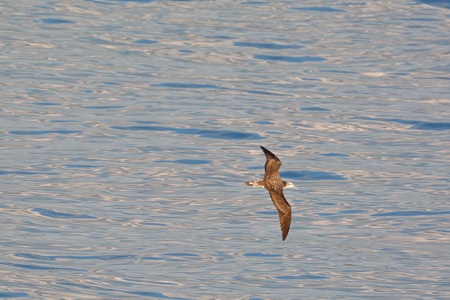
[{"xmin": 1, "ymin": 0, "xmax": 450, "ymax": 299}]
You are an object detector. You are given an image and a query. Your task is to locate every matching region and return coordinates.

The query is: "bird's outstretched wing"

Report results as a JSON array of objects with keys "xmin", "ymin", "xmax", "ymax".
[
  {"xmin": 268, "ymin": 190, "xmax": 292, "ymax": 241},
  {"xmin": 260, "ymin": 146, "xmax": 281, "ymax": 180}
]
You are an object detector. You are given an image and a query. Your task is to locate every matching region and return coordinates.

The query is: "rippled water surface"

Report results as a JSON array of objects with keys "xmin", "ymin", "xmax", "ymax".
[{"xmin": 1, "ymin": 0, "xmax": 450, "ymax": 299}]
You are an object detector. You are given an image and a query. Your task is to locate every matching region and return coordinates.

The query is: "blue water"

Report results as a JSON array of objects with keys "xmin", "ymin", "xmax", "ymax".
[{"xmin": 2, "ymin": 0, "xmax": 450, "ymax": 299}]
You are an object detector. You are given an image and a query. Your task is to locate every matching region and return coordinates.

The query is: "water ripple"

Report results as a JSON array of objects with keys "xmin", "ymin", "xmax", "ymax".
[
  {"xmin": 15, "ymin": 253, "xmax": 135, "ymax": 261},
  {"xmin": 134, "ymin": 39, "xmax": 158, "ymax": 44},
  {"xmin": 124, "ymin": 291, "xmax": 180, "ymax": 299},
  {"xmin": 243, "ymin": 252, "xmax": 282, "ymax": 258},
  {"xmin": 320, "ymin": 153, "xmax": 349, "ymax": 157},
  {"xmin": 233, "ymin": 41, "xmax": 303, "ymax": 49},
  {"xmin": 32, "ymin": 208, "xmax": 96, "ymax": 219},
  {"xmin": 253, "ymin": 55, "xmax": 326, "ymax": 63},
  {"xmin": 152, "ymin": 82, "xmax": 225, "ymax": 89},
  {"xmin": 281, "ymin": 170, "xmax": 346, "ymax": 180},
  {"xmin": 372, "ymin": 210, "xmax": 450, "ymax": 217},
  {"xmin": 354, "ymin": 116, "xmax": 450, "ymax": 131},
  {"xmin": 419, "ymin": 0, "xmax": 450, "ymax": 9},
  {"xmin": 0, "ymin": 170, "xmax": 58, "ymax": 176},
  {"xmin": 411, "ymin": 122, "xmax": 450, "ymax": 130},
  {"xmin": 300, "ymin": 106, "xmax": 331, "ymax": 112},
  {"xmin": 0, "ymin": 262, "xmax": 81, "ymax": 272},
  {"xmin": 8, "ymin": 130, "xmax": 82, "ymax": 135},
  {"xmin": 293, "ymin": 6, "xmax": 346, "ymax": 12},
  {"xmin": 0, "ymin": 292, "xmax": 29, "ymax": 298},
  {"xmin": 41, "ymin": 18, "xmax": 75, "ymax": 24},
  {"xmin": 82, "ymin": 105, "xmax": 125, "ymax": 109},
  {"xmin": 111, "ymin": 125, "xmax": 264, "ymax": 140},
  {"xmin": 156, "ymin": 159, "xmax": 212, "ymax": 165},
  {"xmin": 276, "ymin": 275, "xmax": 329, "ymax": 280}
]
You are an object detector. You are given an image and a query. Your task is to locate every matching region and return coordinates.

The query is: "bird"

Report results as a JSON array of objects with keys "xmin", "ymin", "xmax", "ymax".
[{"xmin": 246, "ymin": 146, "xmax": 296, "ymax": 241}]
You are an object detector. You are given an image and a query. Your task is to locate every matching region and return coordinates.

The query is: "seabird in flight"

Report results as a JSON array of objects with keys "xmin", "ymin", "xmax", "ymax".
[{"xmin": 246, "ymin": 146, "xmax": 296, "ymax": 241}]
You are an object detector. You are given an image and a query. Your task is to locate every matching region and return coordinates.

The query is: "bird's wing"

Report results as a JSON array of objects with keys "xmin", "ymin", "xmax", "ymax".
[
  {"xmin": 260, "ymin": 146, "xmax": 282, "ymax": 180},
  {"xmin": 268, "ymin": 190, "xmax": 292, "ymax": 241}
]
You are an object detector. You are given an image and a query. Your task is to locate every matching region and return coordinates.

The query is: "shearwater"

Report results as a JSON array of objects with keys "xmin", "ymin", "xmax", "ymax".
[{"xmin": 246, "ymin": 146, "xmax": 296, "ymax": 241}]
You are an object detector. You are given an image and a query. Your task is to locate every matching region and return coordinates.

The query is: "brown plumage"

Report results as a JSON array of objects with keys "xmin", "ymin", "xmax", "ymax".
[{"xmin": 246, "ymin": 146, "xmax": 293, "ymax": 241}]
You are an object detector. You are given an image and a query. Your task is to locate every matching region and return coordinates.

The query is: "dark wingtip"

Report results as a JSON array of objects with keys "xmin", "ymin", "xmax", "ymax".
[
  {"xmin": 260, "ymin": 145, "xmax": 271, "ymax": 155},
  {"xmin": 260, "ymin": 145, "xmax": 278, "ymax": 160},
  {"xmin": 260, "ymin": 145, "xmax": 271, "ymax": 152}
]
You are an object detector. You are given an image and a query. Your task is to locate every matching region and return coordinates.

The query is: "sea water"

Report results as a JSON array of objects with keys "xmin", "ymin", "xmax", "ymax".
[{"xmin": 1, "ymin": 0, "xmax": 449, "ymax": 299}]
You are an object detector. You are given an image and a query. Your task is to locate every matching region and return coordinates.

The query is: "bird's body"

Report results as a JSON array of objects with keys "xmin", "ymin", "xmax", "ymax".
[{"xmin": 246, "ymin": 146, "xmax": 295, "ymax": 241}]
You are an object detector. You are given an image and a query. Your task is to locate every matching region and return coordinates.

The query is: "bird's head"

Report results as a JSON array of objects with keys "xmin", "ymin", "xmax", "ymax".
[{"xmin": 284, "ymin": 181, "xmax": 297, "ymax": 189}]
